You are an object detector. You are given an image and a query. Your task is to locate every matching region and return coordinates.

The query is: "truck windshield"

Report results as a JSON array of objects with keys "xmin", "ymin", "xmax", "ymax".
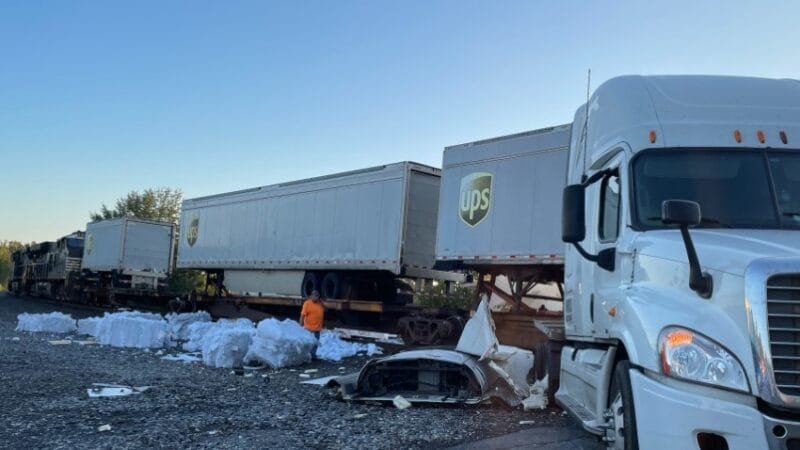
[{"xmin": 633, "ymin": 150, "xmax": 800, "ymax": 229}]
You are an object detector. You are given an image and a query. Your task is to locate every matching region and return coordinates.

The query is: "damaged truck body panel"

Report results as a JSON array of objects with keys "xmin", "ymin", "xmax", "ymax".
[
  {"xmin": 337, "ymin": 349, "xmax": 493, "ymax": 405},
  {"xmin": 335, "ymin": 300, "xmax": 541, "ymax": 407}
]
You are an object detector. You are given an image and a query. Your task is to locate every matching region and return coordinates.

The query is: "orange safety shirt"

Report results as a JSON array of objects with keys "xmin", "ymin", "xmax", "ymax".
[{"xmin": 301, "ymin": 299, "xmax": 325, "ymax": 332}]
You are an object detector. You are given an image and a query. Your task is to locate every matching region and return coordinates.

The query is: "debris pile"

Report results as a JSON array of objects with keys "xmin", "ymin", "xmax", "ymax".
[
  {"xmin": 196, "ymin": 319, "xmax": 256, "ymax": 368},
  {"xmin": 16, "ymin": 310, "xmax": 382, "ymax": 369},
  {"xmin": 77, "ymin": 317, "xmax": 101, "ymax": 336},
  {"xmin": 245, "ymin": 318, "xmax": 316, "ymax": 368},
  {"xmin": 16, "ymin": 312, "xmax": 77, "ymax": 333},
  {"xmin": 316, "ymin": 330, "xmax": 382, "ymax": 362},
  {"xmin": 92, "ymin": 312, "xmax": 171, "ymax": 349},
  {"xmin": 166, "ymin": 311, "xmax": 212, "ymax": 341}
]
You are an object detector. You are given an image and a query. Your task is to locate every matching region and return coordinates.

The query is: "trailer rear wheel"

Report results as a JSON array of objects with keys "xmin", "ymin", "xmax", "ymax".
[
  {"xmin": 321, "ymin": 272, "xmax": 342, "ymax": 299},
  {"xmin": 301, "ymin": 272, "xmax": 320, "ymax": 298}
]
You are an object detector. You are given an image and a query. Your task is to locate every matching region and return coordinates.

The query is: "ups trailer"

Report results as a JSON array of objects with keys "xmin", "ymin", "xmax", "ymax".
[{"xmin": 176, "ymin": 162, "xmax": 464, "ymax": 332}]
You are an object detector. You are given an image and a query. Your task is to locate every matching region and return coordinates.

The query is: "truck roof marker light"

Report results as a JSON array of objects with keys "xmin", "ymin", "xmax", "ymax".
[
  {"xmin": 734, "ymin": 130, "xmax": 742, "ymax": 143},
  {"xmin": 780, "ymin": 131, "xmax": 788, "ymax": 144},
  {"xmin": 757, "ymin": 130, "xmax": 766, "ymax": 144},
  {"xmin": 649, "ymin": 130, "xmax": 657, "ymax": 143}
]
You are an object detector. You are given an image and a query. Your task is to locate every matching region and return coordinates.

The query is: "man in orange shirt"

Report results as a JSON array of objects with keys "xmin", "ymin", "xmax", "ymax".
[{"xmin": 300, "ymin": 290, "xmax": 325, "ymax": 357}]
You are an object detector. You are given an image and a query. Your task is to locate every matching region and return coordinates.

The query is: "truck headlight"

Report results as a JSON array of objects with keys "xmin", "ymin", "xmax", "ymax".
[{"xmin": 659, "ymin": 327, "xmax": 749, "ymax": 392}]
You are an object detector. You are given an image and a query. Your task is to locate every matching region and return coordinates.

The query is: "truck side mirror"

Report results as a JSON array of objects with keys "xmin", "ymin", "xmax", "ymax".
[
  {"xmin": 562, "ymin": 184, "xmax": 586, "ymax": 243},
  {"xmin": 661, "ymin": 199, "xmax": 701, "ymax": 226},
  {"xmin": 661, "ymin": 199, "xmax": 713, "ymax": 298}
]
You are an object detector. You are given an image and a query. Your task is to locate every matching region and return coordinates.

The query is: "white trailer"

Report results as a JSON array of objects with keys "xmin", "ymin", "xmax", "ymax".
[
  {"xmin": 436, "ymin": 125, "xmax": 570, "ymax": 309},
  {"xmin": 177, "ymin": 161, "xmax": 460, "ymax": 301},
  {"xmin": 82, "ymin": 217, "xmax": 176, "ymax": 290}
]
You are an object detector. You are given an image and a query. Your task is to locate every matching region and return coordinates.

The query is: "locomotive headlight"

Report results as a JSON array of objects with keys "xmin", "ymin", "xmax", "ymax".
[{"xmin": 659, "ymin": 327, "xmax": 749, "ymax": 393}]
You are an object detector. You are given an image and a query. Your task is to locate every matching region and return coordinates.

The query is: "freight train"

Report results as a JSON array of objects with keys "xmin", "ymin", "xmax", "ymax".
[{"xmin": 9, "ymin": 217, "xmax": 176, "ymax": 305}]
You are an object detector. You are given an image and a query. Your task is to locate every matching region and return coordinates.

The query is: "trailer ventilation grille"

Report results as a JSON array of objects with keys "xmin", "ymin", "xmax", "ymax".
[{"xmin": 767, "ymin": 274, "xmax": 800, "ymax": 397}]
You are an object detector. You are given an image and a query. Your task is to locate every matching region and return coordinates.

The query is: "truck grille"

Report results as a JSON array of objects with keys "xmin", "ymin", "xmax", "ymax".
[{"xmin": 767, "ymin": 274, "xmax": 800, "ymax": 396}]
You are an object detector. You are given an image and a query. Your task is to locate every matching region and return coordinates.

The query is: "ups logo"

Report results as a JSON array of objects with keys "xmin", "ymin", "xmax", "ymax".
[
  {"xmin": 187, "ymin": 215, "xmax": 199, "ymax": 247},
  {"xmin": 459, "ymin": 172, "xmax": 493, "ymax": 227}
]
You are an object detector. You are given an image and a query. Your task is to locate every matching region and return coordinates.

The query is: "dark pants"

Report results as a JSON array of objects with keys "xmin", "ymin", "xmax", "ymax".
[{"xmin": 311, "ymin": 331, "xmax": 320, "ymax": 359}]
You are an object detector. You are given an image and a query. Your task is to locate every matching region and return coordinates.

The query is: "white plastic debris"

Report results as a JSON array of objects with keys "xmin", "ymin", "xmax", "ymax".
[
  {"xmin": 77, "ymin": 317, "xmax": 102, "ymax": 336},
  {"xmin": 522, "ymin": 375, "xmax": 549, "ymax": 410},
  {"xmin": 161, "ymin": 352, "xmax": 202, "ymax": 363},
  {"xmin": 98, "ymin": 424, "xmax": 112, "ymax": 432},
  {"xmin": 299, "ymin": 373, "xmax": 311, "ymax": 379},
  {"xmin": 315, "ymin": 330, "xmax": 383, "ymax": 362},
  {"xmin": 88, "ymin": 383, "xmax": 151, "ymax": 398},
  {"xmin": 94, "ymin": 312, "xmax": 170, "ymax": 348},
  {"xmin": 166, "ymin": 311, "xmax": 212, "ymax": 341},
  {"xmin": 16, "ymin": 312, "xmax": 77, "ymax": 333},
  {"xmin": 244, "ymin": 318, "xmax": 316, "ymax": 369},
  {"xmin": 48, "ymin": 340, "xmax": 72, "ymax": 345},
  {"xmin": 393, "ymin": 395, "xmax": 412, "ymax": 410},
  {"xmin": 182, "ymin": 321, "xmax": 218, "ymax": 352},
  {"xmin": 199, "ymin": 320, "xmax": 256, "ymax": 368}
]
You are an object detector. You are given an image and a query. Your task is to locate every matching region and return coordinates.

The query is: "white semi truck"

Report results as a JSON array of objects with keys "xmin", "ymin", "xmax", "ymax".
[{"xmin": 437, "ymin": 75, "xmax": 800, "ymax": 449}]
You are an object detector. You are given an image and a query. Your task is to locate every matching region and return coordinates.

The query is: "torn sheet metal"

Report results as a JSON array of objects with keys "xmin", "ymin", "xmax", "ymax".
[
  {"xmin": 455, "ymin": 296, "xmax": 499, "ymax": 359},
  {"xmin": 87, "ymin": 383, "xmax": 152, "ymax": 398}
]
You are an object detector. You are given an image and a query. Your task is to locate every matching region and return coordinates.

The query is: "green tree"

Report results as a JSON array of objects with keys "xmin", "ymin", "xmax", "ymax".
[
  {"xmin": 0, "ymin": 240, "xmax": 25, "ymax": 291},
  {"xmin": 90, "ymin": 187, "xmax": 183, "ymax": 224}
]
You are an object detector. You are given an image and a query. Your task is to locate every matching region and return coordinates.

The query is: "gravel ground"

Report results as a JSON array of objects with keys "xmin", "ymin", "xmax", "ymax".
[{"xmin": 0, "ymin": 292, "xmax": 601, "ymax": 449}]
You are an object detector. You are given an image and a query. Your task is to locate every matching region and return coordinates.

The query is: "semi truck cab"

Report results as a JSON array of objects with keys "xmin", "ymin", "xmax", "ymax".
[{"xmin": 556, "ymin": 75, "xmax": 800, "ymax": 449}]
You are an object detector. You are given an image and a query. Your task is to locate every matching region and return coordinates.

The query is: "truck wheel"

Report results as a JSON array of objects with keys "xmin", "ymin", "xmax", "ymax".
[
  {"xmin": 607, "ymin": 360, "xmax": 638, "ymax": 450},
  {"xmin": 301, "ymin": 272, "xmax": 320, "ymax": 298},
  {"xmin": 321, "ymin": 272, "xmax": 341, "ymax": 299},
  {"xmin": 532, "ymin": 341, "xmax": 550, "ymax": 381}
]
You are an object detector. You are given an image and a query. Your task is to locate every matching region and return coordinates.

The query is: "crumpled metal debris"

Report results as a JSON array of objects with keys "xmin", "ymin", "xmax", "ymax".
[
  {"xmin": 332, "ymin": 298, "xmax": 543, "ymax": 408},
  {"xmin": 87, "ymin": 383, "xmax": 152, "ymax": 398}
]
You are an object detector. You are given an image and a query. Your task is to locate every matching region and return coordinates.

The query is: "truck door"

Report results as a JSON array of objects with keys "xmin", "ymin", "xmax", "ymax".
[{"xmin": 591, "ymin": 153, "xmax": 627, "ymax": 338}]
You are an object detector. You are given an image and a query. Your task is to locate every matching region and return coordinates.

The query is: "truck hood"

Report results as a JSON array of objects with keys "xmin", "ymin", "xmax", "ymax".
[{"xmin": 635, "ymin": 229, "xmax": 800, "ymax": 276}]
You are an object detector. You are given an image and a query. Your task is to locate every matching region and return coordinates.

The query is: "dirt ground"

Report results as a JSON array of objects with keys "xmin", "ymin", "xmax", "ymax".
[{"xmin": 0, "ymin": 292, "xmax": 602, "ymax": 449}]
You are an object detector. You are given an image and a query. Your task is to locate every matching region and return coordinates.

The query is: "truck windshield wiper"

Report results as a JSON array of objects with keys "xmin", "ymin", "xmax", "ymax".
[{"xmin": 647, "ymin": 217, "xmax": 734, "ymax": 228}]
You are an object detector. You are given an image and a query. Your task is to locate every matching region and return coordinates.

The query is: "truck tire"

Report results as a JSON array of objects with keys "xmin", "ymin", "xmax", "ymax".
[
  {"xmin": 321, "ymin": 272, "xmax": 341, "ymax": 299},
  {"xmin": 607, "ymin": 360, "xmax": 638, "ymax": 450},
  {"xmin": 532, "ymin": 341, "xmax": 549, "ymax": 381},
  {"xmin": 301, "ymin": 272, "xmax": 320, "ymax": 298}
]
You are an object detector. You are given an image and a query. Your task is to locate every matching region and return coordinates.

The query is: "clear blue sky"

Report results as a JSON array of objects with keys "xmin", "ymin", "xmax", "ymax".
[{"xmin": 2, "ymin": 1, "xmax": 798, "ymax": 243}]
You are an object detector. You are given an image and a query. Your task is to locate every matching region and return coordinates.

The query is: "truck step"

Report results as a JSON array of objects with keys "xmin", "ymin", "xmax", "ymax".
[{"xmin": 555, "ymin": 392, "xmax": 603, "ymax": 435}]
